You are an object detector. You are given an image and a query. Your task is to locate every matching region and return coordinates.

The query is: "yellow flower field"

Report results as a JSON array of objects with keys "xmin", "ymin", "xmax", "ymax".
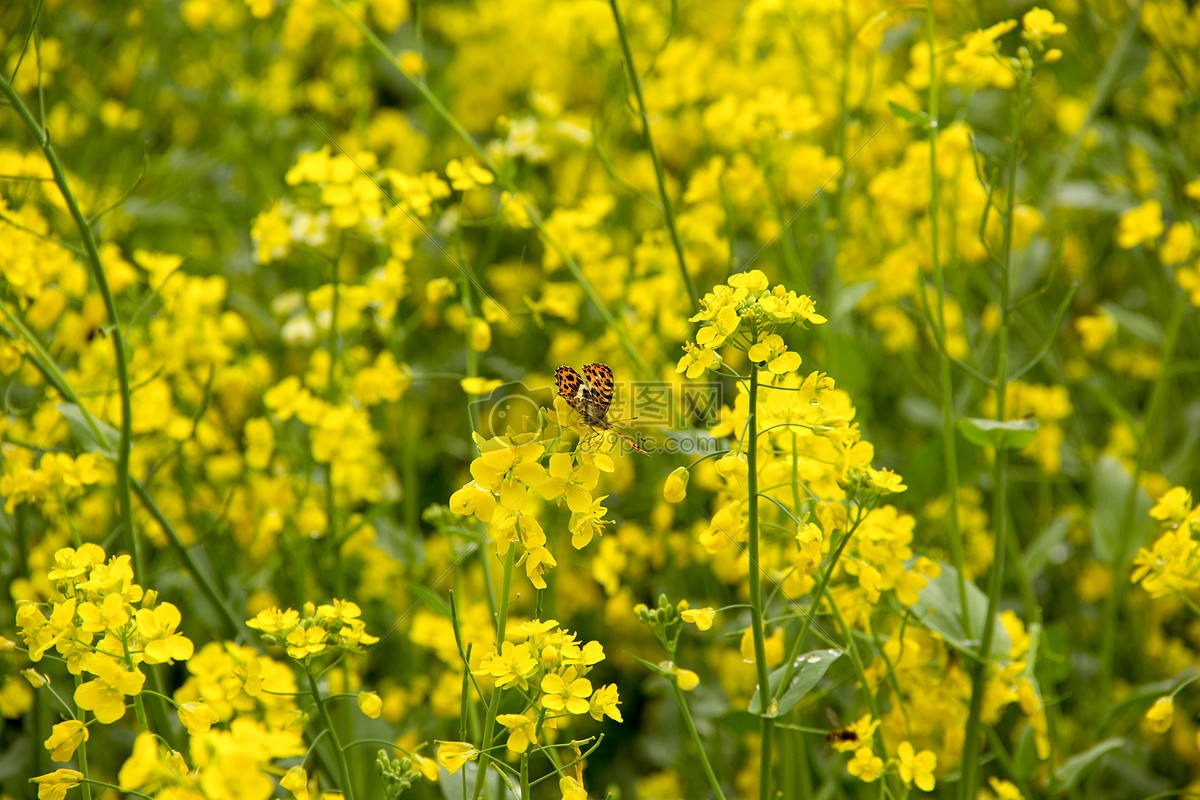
[{"xmin": 2, "ymin": 1, "xmax": 1200, "ymax": 798}]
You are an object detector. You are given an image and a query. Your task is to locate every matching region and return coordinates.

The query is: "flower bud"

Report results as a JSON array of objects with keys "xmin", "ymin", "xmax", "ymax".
[{"xmin": 663, "ymin": 467, "xmax": 689, "ymax": 503}]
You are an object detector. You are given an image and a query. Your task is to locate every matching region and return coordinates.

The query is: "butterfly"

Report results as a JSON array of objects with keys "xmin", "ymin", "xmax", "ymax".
[{"xmin": 554, "ymin": 363, "xmax": 648, "ymax": 455}]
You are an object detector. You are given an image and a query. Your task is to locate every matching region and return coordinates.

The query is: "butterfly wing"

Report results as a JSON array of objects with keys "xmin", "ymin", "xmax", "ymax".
[
  {"xmin": 582, "ymin": 363, "xmax": 614, "ymax": 417},
  {"xmin": 555, "ymin": 366, "xmax": 584, "ymax": 410}
]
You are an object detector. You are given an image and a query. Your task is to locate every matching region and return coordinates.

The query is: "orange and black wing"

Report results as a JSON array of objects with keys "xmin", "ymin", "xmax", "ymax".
[
  {"xmin": 582, "ymin": 363, "xmax": 615, "ymax": 417},
  {"xmin": 555, "ymin": 366, "xmax": 585, "ymax": 411}
]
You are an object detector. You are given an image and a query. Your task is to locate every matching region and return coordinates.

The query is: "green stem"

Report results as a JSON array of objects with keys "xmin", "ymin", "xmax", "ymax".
[
  {"xmin": 608, "ymin": 0, "xmax": 698, "ymax": 313},
  {"xmin": 72, "ymin": 682, "xmax": 93, "ymax": 800},
  {"xmin": 330, "ymin": 0, "xmax": 651, "ymax": 379},
  {"xmin": 924, "ymin": 0, "xmax": 970, "ymax": 639},
  {"xmin": 959, "ymin": 65, "xmax": 1028, "ymax": 800},
  {"xmin": 1097, "ymin": 292, "xmax": 1188, "ymax": 707},
  {"xmin": 305, "ymin": 666, "xmax": 357, "ymax": 800},
  {"xmin": 1037, "ymin": 1, "xmax": 1144, "ymax": 218},
  {"xmin": 0, "ymin": 304, "xmax": 246, "ymax": 641},
  {"xmin": 745, "ymin": 365, "xmax": 775, "ymax": 800},
  {"xmin": 473, "ymin": 546, "xmax": 516, "ymax": 800},
  {"xmin": 0, "ymin": 73, "xmax": 138, "ymax": 574},
  {"xmin": 671, "ymin": 681, "xmax": 729, "ymax": 800},
  {"xmin": 774, "ymin": 516, "xmax": 863, "ymax": 700}
]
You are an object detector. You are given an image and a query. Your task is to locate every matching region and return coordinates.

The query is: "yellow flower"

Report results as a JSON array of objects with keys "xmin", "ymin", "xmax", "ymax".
[
  {"xmin": 1144, "ymin": 695, "xmax": 1174, "ymax": 733},
  {"xmin": 244, "ymin": 417, "xmax": 275, "ymax": 470},
  {"xmin": 676, "ymin": 342, "xmax": 722, "ymax": 378},
  {"xmin": 715, "ymin": 451, "xmax": 748, "ymax": 486},
  {"xmin": 469, "ymin": 438, "xmax": 547, "ymax": 512},
  {"xmin": 747, "ymin": 333, "xmax": 801, "ymax": 374},
  {"xmin": 177, "ymin": 702, "xmax": 219, "ymax": 735},
  {"xmin": 497, "ymin": 712, "xmax": 537, "ymax": 752},
  {"xmin": 44, "ymin": 720, "xmax": 88, "ymax": 762},
  {"xmin": 832, "ymin": 714, "xmax": 880, "ymax": 752},
  {"xmin": 1074, "ymin": 311, "xmax": 1117, "ymax": 353},
  {"xmin": 285, "ymin": 625, "xmax": 328, "ymax": 660},
  {"xmin": 540, "ymin": 453, "xmax": 600, "ymax": 513},
  {"xmin": 1161, "ymin": 221, "xmax": 1197, "ymax": 265},
  {"xmin": 280, "ymin": 766, "xmax": 311, "ymax": 800},
  {"xmin": 30, "ymin": 769, "xmax": 83, "ymax": 800},
  {"xmin": 460, "ymin": 376, "xmax": 503, "ymax": 395},
  {"xmin": 681, "ymin": 607, "xmax": 715, "ymax": 631},
  {"xmin": 568, "ymin": 495, "xmax": 610, "ymax": 549},
  {"xmin": 398, "ymin": 50, "xmax": 425, "ymax": 78},
  {"xmin": 846, "ymin": 747, "xmax": 882, "ymax": 782},
  {"xmin": 988, "ymin": 777, "xmax": 1024, "ymax": 799},
  {"xmin": 135, "ymin": 603, "xmax": 194, "ymax": 664},
  {"xmin": 133, "ymin": 250, "xmax": 184, "ymax": 291},
  {"xmin": 559, "ymin": 776, "xmax": 588, "ymax": 800},
  {"xmin": 1150, "ymin": 487, "xmax": 1192, "ymax": 524},
  {"xmin": 588, "ymin": 682, "xmax": 623, "ymax": 721},
  {"xmin": 246, "ymin": 606, "xmax": 301, "ymax": 635},
  {"xmin": 473, "ymin": 641, "xmax": 538, "ymax": 689},
  {"xmin": 1176, "ymin": 263, "xmax": 1200, "ymax": 306},
  {"xmin": 435, "ymin": 741, "xmax": 479, "ymax": 774},
  {"xmin": 446, "ymin": 157, "xmax": 495, "ymax": 191},
  {"xmin": 674, "ymin": 667, "xmax": 700, "ymax": 691},
  {"xmin": 867, "ymin": 467, "xmax": 907, "ymax": 494},
  {"xmin": 662, "ymin": 466, "xmax": 689, "ymax": 503},
  {"xmin": 74, "ymin": 654, "xmax": 145, "ymax": 724},
  {"xmin": 1021, "ymin": 6, "xmax": 1067, "ymax": 47},
  {"xmin": 357, "ymin": 691, "xmax": 383, "ymax": 719},
  {"xmin": 1116, "ymin": 200, "xmax": 1164, "ymax": 248},
  {"xmin": 524, "ymin": 544, "xmax": 559, "ymax": 589},
  {"xmin": 727, "ymin": 269, "xmax": 769, "ymax": 292},
  {"xmin": 896, "ymin": 741, "xmax": 937, "ymax": 791},
  {"xmin": 540, "ymin": 669, "xmax": 593, "ymax": 715},
  {"xmin": 449, "ymin": 481, "xmax": 498, "ymax": 523}
]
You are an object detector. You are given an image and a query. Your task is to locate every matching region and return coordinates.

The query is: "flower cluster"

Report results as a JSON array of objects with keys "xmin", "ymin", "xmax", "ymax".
[
  {"xmin": 17, "ymin": 545, "xmax": 192, "ymax": 723},
  {"xmin": 676, "ymin": 269, "xmax": 826, "ymax": 379},
  {"xmin": 1132, "ymin": 487, "xmax": 1200, "ymax": 599},
  {"xmin": 247, "ymin": 599, "xmax": 379, "ymax": 662},
  {"xmin": 450, "ymin": 431, "xmax": 614, "ymax": 588},
  {"xmin": 441, "ymin": 619, "xmax": 620, "ymax": 761}
]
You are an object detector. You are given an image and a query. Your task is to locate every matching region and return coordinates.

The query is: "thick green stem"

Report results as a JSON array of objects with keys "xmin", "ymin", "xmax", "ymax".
[
  {"xmin": 0, "ymin": 74, "xmax": 138, "ymax": 574},
  {"xmin": 305, "ymin": 666, "xmax": 357, "ymax": 800}
]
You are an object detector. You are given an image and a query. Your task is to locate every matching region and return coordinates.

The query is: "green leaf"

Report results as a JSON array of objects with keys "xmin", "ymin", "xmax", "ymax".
[
  {"xmin": 1090, "ymin": 455, "xmax": 1153, "ymax": 563},
  {"xmin": 957, "ymin": 417, "xmax": 1038, "ymax": 450},
  {"xmin": 1013, "ymin": 725, "xmax": 1039, "ymax": 780},
  {"xmin": 1103, "ymin": 669, "xmax": 1197, "ymax": 725},
  {"xmin": 1046, "ymin": 738, "xmax": 1126, "ymax": 792},
  {"xmin": 1023, "ymin": 514, "xmax": 1072, "ymax": 574},
  {"xmin": 1100, "ymin": 301, "xmax": 1163, "ymax": 346},
  {"xmin": 911, "ymin": 562, "xmax": 1012, "ymax": 659},
  {"xmin": 56, "ymin": 402, "xmax": 119, "ymax": 458},
  {"xmin": 887, "ymin": 101, "xmax": 933, "ymax": 130},
  {"xmin": 715, "ymin": 710, "xmax": 761, "ymax": 734},
  {"xmin": 629, "ymin": 653, "xmax": 676, "ymax": 680},
  {"xmin": 749, "ymin": 649, "xmax": 841, "ymax": 717}
]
